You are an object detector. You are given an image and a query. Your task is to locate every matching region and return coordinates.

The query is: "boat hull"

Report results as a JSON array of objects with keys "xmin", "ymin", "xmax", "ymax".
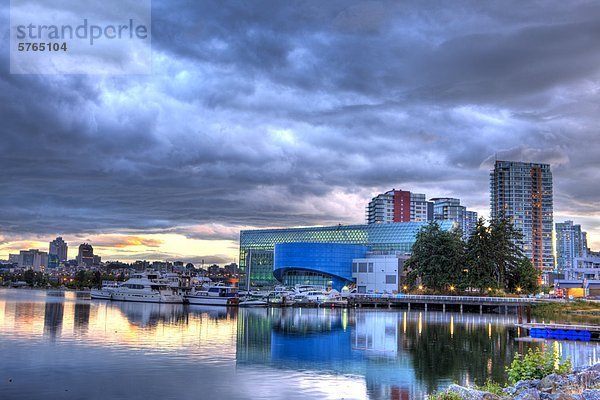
[
  {"xmin": 110, "ymin": 291, "xmax": 183, "ymax": 304},
  {"xmin": 186, "ymin": 295, "xmax": 239, "ymax": 306},
  {"xmin": 90, "ymin": 289, "xmax": 113, "ymax": 300},
  {"xmin": 238, "ymin": 299, "xmax": 268, "ymax": 307}
]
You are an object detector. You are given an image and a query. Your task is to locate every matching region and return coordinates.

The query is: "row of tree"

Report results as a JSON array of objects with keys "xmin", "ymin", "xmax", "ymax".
[{"xmin": 404, "ymin": 217, "xmax": 540, "ymax": 294}]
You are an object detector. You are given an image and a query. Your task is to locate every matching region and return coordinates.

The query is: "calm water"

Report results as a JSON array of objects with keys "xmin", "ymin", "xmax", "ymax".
[{"xmin": 0, "ymin": 289, "xmax": 598, "ymax": 400}]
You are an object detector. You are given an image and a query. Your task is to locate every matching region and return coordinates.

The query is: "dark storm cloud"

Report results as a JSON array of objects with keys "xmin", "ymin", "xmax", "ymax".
[{"xmin": 2, "ymin": 0, "xmax": 600, "ymax": 249}]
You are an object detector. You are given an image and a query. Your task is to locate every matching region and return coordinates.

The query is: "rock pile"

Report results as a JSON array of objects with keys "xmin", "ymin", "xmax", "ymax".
[{"xmin": 443, "ymin": 363, "xmax": 600, "ymax": 400}]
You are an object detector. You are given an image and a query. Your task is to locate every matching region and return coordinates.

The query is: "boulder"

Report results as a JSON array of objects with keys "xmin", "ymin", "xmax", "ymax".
[
  {"xmin": 514, "ymin": 388, "xmax": 541, "ymax": 400},
  {"xmin": 538, "ymin": 375, "xmax": 559, "ymax": 393},
  {"xmin": 582, "ymin": 389, "xmax": 600, "ymax": 400},
  {"xmin": 446, "ymin": 384, "xmax": 501, "ymax": 400}
]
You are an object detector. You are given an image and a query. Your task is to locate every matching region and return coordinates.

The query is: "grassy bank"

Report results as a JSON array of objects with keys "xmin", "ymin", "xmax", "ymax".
[{"xmin": 532, "ymin": 300, "xmax": 600, "ymax": 322}]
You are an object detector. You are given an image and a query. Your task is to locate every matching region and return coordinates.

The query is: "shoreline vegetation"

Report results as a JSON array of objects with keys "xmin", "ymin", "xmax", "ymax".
[
  {"xmin": 431, "ymin": 349, "xmax": 599, "ymax": 399},
  {"xmin": 531, "ymin": 300, "xmax": 600, "ymax": 323},
  {"xmin": 532, "ymin": 300, "xmax": 600, "ymax": 319}
]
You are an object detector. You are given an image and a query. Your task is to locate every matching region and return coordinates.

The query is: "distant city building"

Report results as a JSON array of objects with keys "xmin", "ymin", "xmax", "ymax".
[
  {"xmin": 410, "ymin": 193, "xmax": 433, "ymax": 222},
  {"xmin": 8, "ymin": 254, "xmax": 20, "ymax": 264},
  {"xmin": 555, "ymin": 221, "xmax": 588, "ymax": 274},
  {"xmin": 224, "ymin": 263, "xmax": 238, "ymax": 276},
  {"xmin": 132, "ymin": 260, "xmax": 151, "ymax": 270},
  {"xmin": 18, "ymin": 249, "xmax": 48, "ymax": 270},
  {"xmin": 560, "ymin": 255, "xmax": 600, "ymax": 297},
  {"xmin": 564, "ymin": 255, "xmax": 600, "ymax": 280},
  {"xmin": 76, "ymin": 243, "xmax": 98, "ymax": 267},
  {"xmin": 366, "ymin": 189, "xmax": 432, "ymax": 224},
  {"xmin": 430, "ymin": 197, "xmax": 477, "ymax": 239},
  {"xmin": 465, "ymin": 210, "xmax": 478, "ymax": 238},
  {"xmin": 49, "ymin": 236, "xmax": 68, "ymax": 261},
  {"xmin": 208, "ymin": 264, "xmax": 221, "ymax": 276},
  {"xmin": 47, "ymin": 254, "xmax": 60, "ymax": 269},
  {"xmin": 490, "ymin": 160, "xmax": 554, "ymax": 272}
]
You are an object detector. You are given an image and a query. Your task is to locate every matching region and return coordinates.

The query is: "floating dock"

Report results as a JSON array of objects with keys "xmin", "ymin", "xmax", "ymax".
[{"xmin": 517, "ymin": 323, "xmax": 600, "ymax": 341}]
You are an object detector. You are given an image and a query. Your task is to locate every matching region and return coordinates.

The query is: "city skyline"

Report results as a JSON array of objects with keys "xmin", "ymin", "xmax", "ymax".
[{"xmin": 2, "ymin": 1, "xmax": 600, "ymax": 262}]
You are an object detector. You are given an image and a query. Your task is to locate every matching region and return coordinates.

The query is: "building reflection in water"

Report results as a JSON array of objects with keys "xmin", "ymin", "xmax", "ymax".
[
  {"xmin": 43, "ymin": 301, "xmax": 64, "ymax": 339},
  {"xmin": 110, "ymin": 301, "xmax": 189, "ymax": 329},
  {"xmin": 0, "ymin": 289, "xmax": 598, "ymax": 400},
  {"xmin": 236, "ymin": 309, "xmax": 600, "ymax": 399},
  {"xmin": 74, "ymin": 303, "xmax": 90, "ymax": 334}
]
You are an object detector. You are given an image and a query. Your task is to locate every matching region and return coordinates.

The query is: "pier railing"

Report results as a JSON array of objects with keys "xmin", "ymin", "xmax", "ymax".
[{"xmin": 351, "ymin": 294, "xmax": 536, "ymax": 304}]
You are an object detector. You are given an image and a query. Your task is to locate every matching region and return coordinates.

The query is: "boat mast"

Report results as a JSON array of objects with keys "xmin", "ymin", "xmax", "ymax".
[{"xmin": 246, "ymin": 250, "xmax": 251, "ymax": 293}]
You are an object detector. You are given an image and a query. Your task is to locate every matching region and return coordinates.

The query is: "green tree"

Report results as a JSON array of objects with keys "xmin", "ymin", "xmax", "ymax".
[
  {"xmin": 23, "ymin": 269, "xmax": 35, "ymax": 286},
  {"xmin": 92, "ymin": 271, "xmax": 102, "ymax": 288},
  {"xmin": 74, "ymin": 270, "xmax": 87, "ymax": 288},
  {"xmin": 506, "ymin": 258, "xmax": 540, "ymax": 294},
  {"xmin": 465, "ymin": 218, "xmax": 497, "ymax": 292},
  {"xmin": 405, "ymin": 222, "xmax": 465, "ymax": 292},
  {"xmin": 489, "ymin": 215, "xmax": 526, "ymax": 291}
]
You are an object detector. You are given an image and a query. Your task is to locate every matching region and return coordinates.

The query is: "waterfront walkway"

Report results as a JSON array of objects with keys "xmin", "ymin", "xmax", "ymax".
[{"xmin": 348, "ymin": 294, "xmax": 536, "ymax": 314}]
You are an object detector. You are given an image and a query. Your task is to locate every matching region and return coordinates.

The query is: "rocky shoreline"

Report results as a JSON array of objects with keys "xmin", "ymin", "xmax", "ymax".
[{"xmin": 443, "ymin": 363, "xmax": 600, "ymax": 399}]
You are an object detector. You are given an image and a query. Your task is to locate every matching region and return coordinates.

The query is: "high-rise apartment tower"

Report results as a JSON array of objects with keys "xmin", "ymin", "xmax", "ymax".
[
  {"xmin": 49, "ymin": 236, "xmax": 68, "ymax": 261},
  {"xmin": 490, "ymin": 160, "xmax": 553, "ymax": 271},
  {"xmin": 366, "ymin": 189, "xmax": 432, "ymax": 224}
]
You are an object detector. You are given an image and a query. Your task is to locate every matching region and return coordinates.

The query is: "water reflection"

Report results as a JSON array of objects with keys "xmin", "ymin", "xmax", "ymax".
[
  {"xmin": 73, "ymin": 303, "xmax": 90, "ymax": 333},
  {"xmin": 110, "ymin": 301, "xmax": 188, "ymax": 328},
  {"xmin": 43, "ymin": 302, "xmax": 64, "ymax": 339},
  {"xmin": 0, "ymin": 289, "xmax": 598, "ymax": 400},
  {"xmin": 235, "ymin": 308, "xmax": 600, "ymax": 399}
]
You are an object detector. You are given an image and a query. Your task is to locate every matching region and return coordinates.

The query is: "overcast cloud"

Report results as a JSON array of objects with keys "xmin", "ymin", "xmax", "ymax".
[{"xmin": 2, "ymin": 0, "xmax": 600, "ymax": 261}]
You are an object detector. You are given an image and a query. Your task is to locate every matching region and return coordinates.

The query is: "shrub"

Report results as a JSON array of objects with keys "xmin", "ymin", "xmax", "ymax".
[
  {"xmin": 428, "ymin": 390, "xmax": 463, "ymax": 400},
  {"xmin": 475, "ymin": 379, "xmax": 503, "ymax": 395},
  {"xmin": 506, "ymin": 348, "xmax": 572, "ymax": 384}
]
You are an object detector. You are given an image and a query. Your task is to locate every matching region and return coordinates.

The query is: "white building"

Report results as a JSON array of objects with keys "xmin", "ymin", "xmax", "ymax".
[
  {"xmin": 366, "ymin": 189, "xmax": 432, "ymax": 224},
  {"xmin": 565, "ymin": 256, "xmax": 600, "ymax": 280},
  {"xmin": 352, "ymin": 252, "xmax": 409, "ymax": 293}
]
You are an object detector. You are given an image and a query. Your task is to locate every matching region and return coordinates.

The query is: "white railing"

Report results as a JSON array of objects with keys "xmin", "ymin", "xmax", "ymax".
[{"xmin": 351, "ymin": 294, "xmax": 535, "ymax": 303}]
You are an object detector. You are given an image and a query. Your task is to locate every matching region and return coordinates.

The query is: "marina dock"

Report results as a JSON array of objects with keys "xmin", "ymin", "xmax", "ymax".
[{"xmin": 517, "ymin": 323, "xmax": 600, "ymax": 341}]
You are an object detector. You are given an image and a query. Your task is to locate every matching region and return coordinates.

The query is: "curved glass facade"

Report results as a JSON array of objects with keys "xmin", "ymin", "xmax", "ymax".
[
  {"xmin": 239, "ymin": 221, "xmax": 455, "ymax": 288},
  {"xmin": 273, "ymin": 243, "xmax": 367, "ymax": 290}
]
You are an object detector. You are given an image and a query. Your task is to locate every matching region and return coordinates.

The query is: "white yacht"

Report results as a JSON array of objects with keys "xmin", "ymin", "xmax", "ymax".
[
  {"xmin": 238, "ymin": 297, "xmax": 268, "ymax": 307},
  {"xmin": 185, "ymin": 283, "xmax": 239, "ymax": 306},
  {"xmin": 296, "ymin": 289, "xmax": 330, "ymax": 303},
  {"xmin": 265, "ymin": 287, "xmax": 295, "ymax": 306},
  {"xmin": 110, "ymin": 271, "xmax": 183, "ymax": 304},
  {"xmin": 90, "ymin": 280, "xmax": 120, "ymax": 300}
]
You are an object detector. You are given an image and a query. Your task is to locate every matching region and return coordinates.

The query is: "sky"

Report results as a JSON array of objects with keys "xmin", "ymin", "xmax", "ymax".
[{"xmin": 1, "ymin": 0, "xmax": 600, "ymax": 264}]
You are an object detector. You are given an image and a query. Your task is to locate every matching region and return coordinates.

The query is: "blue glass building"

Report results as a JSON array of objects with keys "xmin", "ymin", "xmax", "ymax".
[
  {"xmin": 274, "ymin": 243, "xmax": 368, "ymax": 290},
  {"xmin": 239, "ymin": 221, "xmax": 455, "ymax": 289}
]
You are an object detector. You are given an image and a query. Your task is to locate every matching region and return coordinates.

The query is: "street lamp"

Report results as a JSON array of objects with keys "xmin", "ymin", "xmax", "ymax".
[
  {"xmin": 418, "ymin": 285, "xmax": 423, "ymax": 290},
  {"xmin": 516, "ymin": 287, "xmax": 522, "ymax": 293},
  {"xmin": 449, "ymin": 285, "xmax": 455, "ymax": 292}
]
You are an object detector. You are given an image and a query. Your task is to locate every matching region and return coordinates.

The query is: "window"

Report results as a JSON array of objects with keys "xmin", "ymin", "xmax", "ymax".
[
  {"xmin": 385, "ymin": 275, "xmax": 396, "ymax": 284},
  {"xmin": 359, "ymin": 263, "xmax": 368, "ymax": 273},
  {"xmin": 368, "ymin": 263, "xmax": 373, "ymax": 273}
]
